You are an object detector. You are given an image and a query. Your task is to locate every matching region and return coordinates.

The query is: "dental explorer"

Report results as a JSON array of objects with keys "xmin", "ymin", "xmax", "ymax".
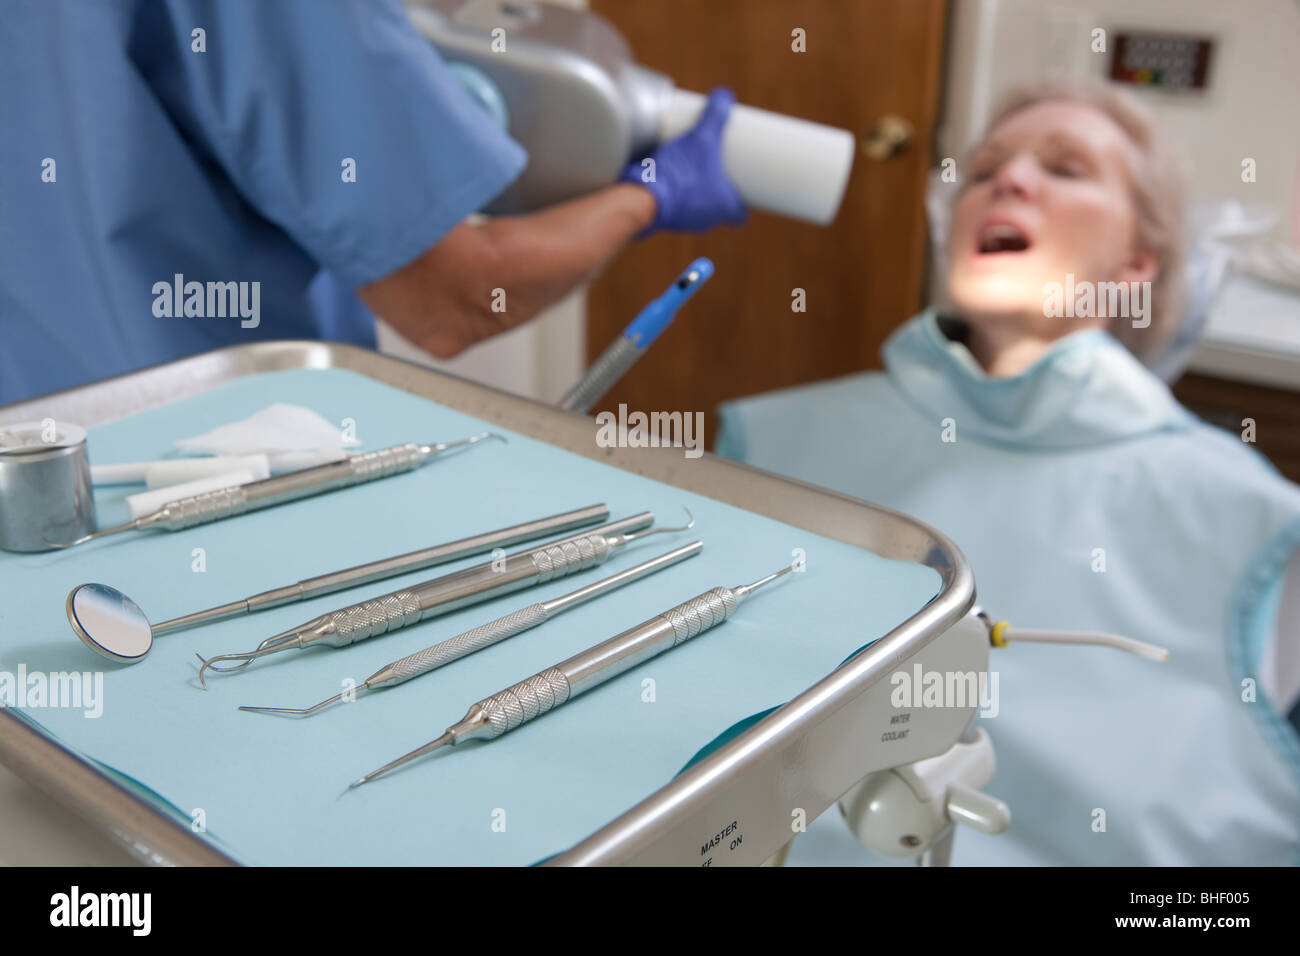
[
  {"xmin": 558, "ymin": 258, "xmax": 713, "ymax": 413},
  {"xmin": 240, "ymin": 540, "xmax": 704, "ymax": 717},
  {"xmin": 350, "ymin": 561, "xmax": 795, "ymax": 788},
  {"xmin": 45, "ymin": 431, "xmax": 503, "ymax": 548},
  {"xmin": 64, "ymin": 504, "xmax": 610, "ymax": 663},
  {"xmin": 196, "ymin": 509, "xmax": 693, "ymax": 686}
]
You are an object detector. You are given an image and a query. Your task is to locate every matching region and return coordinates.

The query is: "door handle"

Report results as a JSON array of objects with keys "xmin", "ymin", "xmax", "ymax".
[{"xmin": 862, "ymin": 114, "xmax": 914, "ymax": 161}]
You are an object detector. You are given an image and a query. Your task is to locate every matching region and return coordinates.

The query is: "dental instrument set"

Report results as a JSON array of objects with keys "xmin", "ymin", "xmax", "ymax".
[
  {"xmin": 350, "ymin": 561, "xmax": 796, "ymax": 787},
  {"xmin": 64, "ymin": 504, "xmax": 611, "ymax": 663},
  {"xmin": 4, "ymin": 341, "xmax": 954, "ymax": 867},
  {"xmin": 240, "ymin": 540, "xmax": 705, "ymax": 717},
  {"xmin": 195, "ymin": 509, "xmax": 695, "ymax": 685}
]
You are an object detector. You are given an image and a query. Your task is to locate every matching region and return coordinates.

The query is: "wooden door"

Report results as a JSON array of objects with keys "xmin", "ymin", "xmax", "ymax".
[{"xmin": 587, "ymin": 0, "xmax": 948, "ymax": 448}]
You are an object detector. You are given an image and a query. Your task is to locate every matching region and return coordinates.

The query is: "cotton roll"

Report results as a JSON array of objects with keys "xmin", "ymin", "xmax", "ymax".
[
  {"xmin": 125, "ymin": 470, "xmax": 256, "ymax": 520},
  {"xmin": 143, "ymin": 455, "xmax": 270, "ymax": 489},
  {"xmin": 661, "ymin": 89, "xmax": 856, "ymax": 226},
  {"xmin": 266, "ymin": 448, "xmax": 350, "ymax": 473},
  {"xmin": 91, "ymin": 462, "xmax": 150, "ymax": 484}
]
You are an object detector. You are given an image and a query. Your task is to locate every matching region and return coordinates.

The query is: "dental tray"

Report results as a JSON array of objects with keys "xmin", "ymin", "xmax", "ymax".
[{"xmin": 0, "ymin": 342, "xmax": 972, "ymax": 865}]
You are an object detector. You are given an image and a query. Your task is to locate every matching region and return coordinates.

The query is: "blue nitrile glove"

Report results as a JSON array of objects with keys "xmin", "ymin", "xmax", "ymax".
[{"xmin": 620, "ymin": 87, "xmax": 748, "ymax": 235}]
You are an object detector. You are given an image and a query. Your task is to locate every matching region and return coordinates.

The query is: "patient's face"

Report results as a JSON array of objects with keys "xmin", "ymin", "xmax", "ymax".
[{"xmin": 946, "ymin": 100, "xmax": 1149, "ymax": 335}]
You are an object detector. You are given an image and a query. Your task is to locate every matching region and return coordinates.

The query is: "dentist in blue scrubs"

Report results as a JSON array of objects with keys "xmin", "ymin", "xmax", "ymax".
[{"xmin": 0, "ymin": 0, "xmax": 745, "ymax": 405}]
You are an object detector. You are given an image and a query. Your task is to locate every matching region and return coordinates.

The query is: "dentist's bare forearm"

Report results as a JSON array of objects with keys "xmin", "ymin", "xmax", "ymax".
[{"xmin": 358, "ymin": 184, "xmax": 655, "ymax": 358}]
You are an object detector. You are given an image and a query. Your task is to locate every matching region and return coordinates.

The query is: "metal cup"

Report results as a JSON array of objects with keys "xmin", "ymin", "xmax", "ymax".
[{"xmin": 0, "ymin": 420, "xmax": 96, "ymax": 552}]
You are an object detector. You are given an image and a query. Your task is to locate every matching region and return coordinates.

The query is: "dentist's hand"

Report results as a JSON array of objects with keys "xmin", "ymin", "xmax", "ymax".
[{"xmin": 620, "ymin": 87, "xmax": 747, "ymax": 235}]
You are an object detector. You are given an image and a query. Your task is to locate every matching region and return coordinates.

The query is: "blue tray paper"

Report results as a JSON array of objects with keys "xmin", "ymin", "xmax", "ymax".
[{"xmin": 0, "ymin": 368, "xmax": 939, "ymax": 865}]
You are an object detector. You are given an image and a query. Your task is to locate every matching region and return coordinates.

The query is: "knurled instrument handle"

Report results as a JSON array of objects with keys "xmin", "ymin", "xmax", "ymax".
[
  {"xmin": 157, "ymin": 443, "xmax": 426, "ymax": 530},
  {"xmin": 323, "ymin": 531, "xmax": 615, "ymax": 648},
  {"xmin": 158, "ymin": 485, "xmax": 250, "ymax": 530},
  {"xmin": 559, "ymin": 336, "xmax": 641, "ymax": 413},
  {"xmin": 336, "ymin": 443, "xmax": 427, "ymax": 481},
  {"xmin": 475, "ymin": 667, "xmax": 572, "ymax": 738},
  {"xmin": 663, "ymin": 586, "xmax": 738, "ymax": 645},
  {"xmin": 386, "ymin": 603, "xmax": 550, "ymax": 683},
  {"xmin": 528, "ymin": 533, "xmax": 612, "ymax": 580},
  {"xmin": 472, "ymin": 586, "xmax": 739, "ymax": 737},
  {"xmin": 327, "ymin": 590, "xmax": 424, "ymax": 645}
]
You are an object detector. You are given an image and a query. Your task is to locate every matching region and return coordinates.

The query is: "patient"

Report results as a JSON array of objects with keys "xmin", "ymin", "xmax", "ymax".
[{"xmin": 716, "ymin": 79, "xmax": 1300, "ymax": 866}]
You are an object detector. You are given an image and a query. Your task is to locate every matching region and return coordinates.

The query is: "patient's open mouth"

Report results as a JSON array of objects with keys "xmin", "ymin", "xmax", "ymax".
[{"xmin": 977, "ymin": 222, "xmax": 1031, "ymax": 254}]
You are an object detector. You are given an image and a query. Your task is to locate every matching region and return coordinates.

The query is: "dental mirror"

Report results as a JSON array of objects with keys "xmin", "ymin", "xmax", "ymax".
[{"xmin": 66, "ymin": 583, "xmax": 155, "ymax": 663}]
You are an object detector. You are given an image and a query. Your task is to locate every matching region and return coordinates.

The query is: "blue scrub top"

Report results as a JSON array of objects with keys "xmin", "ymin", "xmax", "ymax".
[{"xmin": 0, "ymin": 0, "xmax": 528, "ymax": 405}]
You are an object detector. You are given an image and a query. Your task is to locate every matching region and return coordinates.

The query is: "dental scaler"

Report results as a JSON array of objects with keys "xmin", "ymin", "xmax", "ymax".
[{"xmin": 350, "ymin": 561, "xmax": 795, "ymax": 787}]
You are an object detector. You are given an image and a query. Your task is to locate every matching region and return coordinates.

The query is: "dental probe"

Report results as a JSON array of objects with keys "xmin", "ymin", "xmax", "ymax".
[
  {"xmin": 240, "ymin": 540, "xmax": 704, "ymax": 716},
  {"xmin": 46, "ymin": 431, "xmax": 503, "ymax": 548},
  {"xmin": 64, "ymin": 503, "xmax": 610, "ymax": 663},
  {"xmin": 350, "ymin": 561, "xmax": 795, "ymax": 788},
  {"xmin": 196, "ymin": 509, "xmax": 692, "ymax": 686}
]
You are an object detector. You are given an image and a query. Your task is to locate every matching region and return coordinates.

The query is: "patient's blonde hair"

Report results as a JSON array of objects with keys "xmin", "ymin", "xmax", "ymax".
[{"xmin": 974, "ymin": 79, "xmax": 1188, "ymax": 360}]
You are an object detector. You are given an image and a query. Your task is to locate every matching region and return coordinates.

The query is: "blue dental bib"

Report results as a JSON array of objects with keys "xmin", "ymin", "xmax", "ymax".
[{"xmin": 717, "ymin": 309, "xmax": 1300, "ymax": 865}]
